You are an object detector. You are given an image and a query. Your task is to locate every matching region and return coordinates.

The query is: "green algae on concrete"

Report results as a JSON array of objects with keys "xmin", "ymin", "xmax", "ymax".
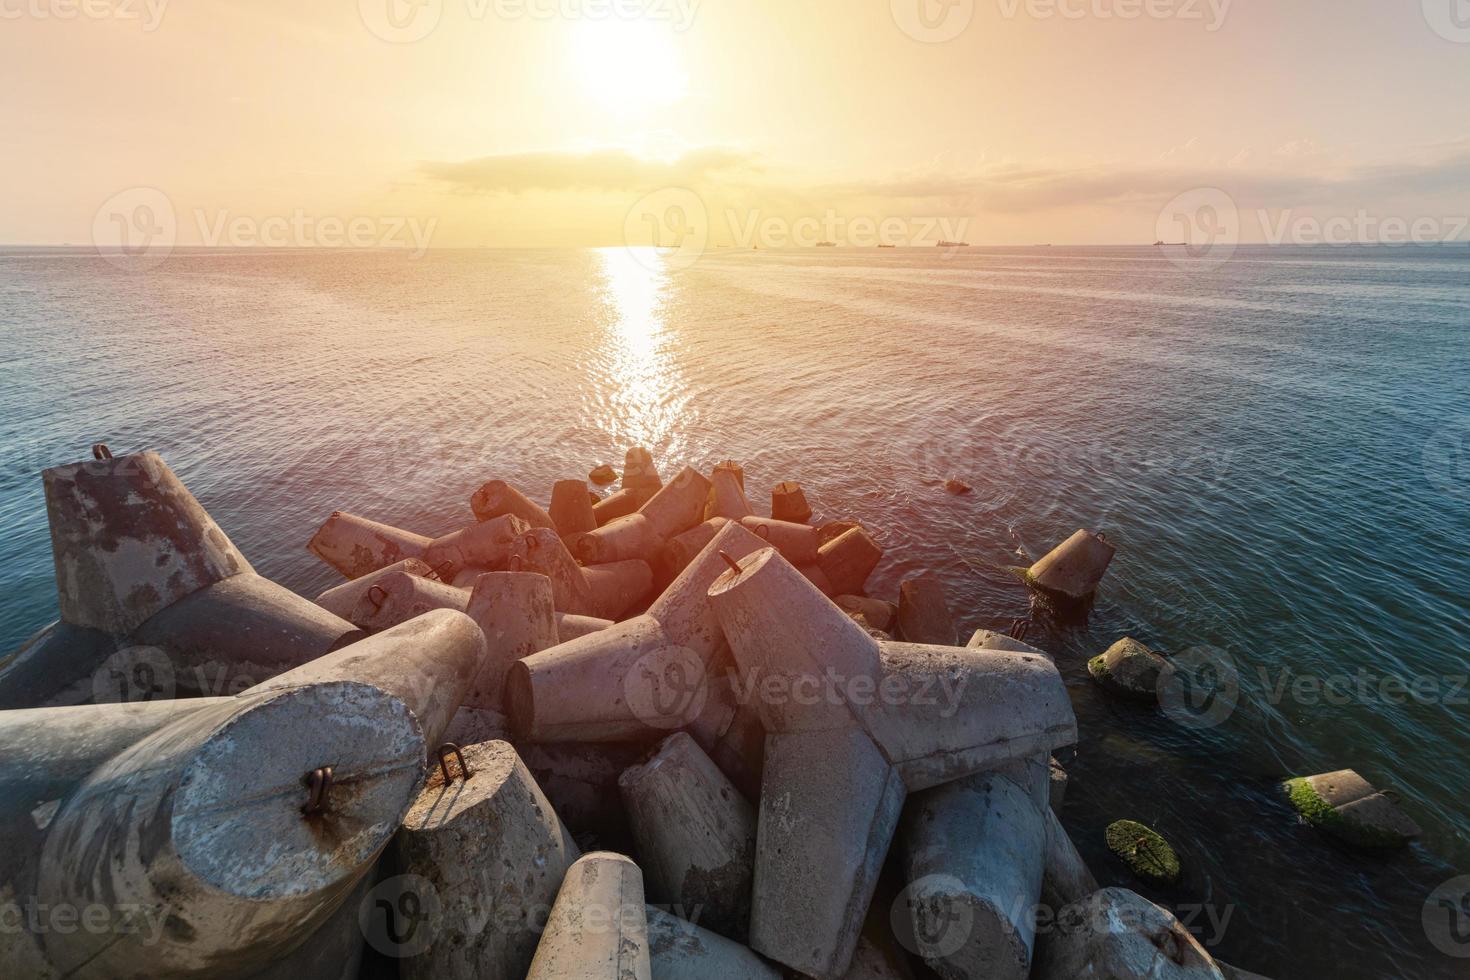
[
  {"xmin": 1105, "ymin": 820, "xmax": 1181, "ymax": 886},
  {"xmin": 1283, "ymin": 771, "xmax": 1421, "ymax": 850}
]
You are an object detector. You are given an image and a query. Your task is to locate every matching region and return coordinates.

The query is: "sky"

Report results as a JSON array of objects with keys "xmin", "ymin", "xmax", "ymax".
[{"xmin": 3, "ymin": 0, "xmax": 1470, "ymax": 248}]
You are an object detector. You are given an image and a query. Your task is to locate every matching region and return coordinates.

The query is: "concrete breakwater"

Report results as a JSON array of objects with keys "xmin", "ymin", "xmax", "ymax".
[{"xmin": 0, "ymin": 442, "xmax": 1384, "ymax": 979}]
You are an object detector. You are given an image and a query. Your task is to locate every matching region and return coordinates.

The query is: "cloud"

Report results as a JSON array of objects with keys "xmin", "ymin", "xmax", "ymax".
[{"xmin": 421, "ymin": 147, "xmax": 758, "ymax": 194}]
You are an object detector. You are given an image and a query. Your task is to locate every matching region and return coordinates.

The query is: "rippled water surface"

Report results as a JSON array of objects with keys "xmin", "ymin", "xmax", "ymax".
[{"xmin": 2, "ymin": 245, "xmax": 1468, "ymax": 978}]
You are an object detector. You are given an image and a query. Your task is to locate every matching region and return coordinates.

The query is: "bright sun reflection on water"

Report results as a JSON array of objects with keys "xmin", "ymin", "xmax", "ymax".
[{"xmin": 592, "ymin": 247, "xmax": 686, "ymax": 450}]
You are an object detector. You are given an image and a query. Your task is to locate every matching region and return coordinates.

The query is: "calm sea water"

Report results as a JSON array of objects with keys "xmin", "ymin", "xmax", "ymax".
[{"xmin": 2, "ymin": 245, "xmax": 1467, "ymax": 978}]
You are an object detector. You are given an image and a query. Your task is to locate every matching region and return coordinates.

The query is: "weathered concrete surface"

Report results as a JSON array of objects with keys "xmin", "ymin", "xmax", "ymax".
[
  {"xmin": 515, "ymin": 527, "xmax": 652, "ymax": 620},
  {"xmin": 896, "ymin": 573, "xmax": 957, "ymax": 647},
  {"xmin": 442, "ymin": 705, "xmax": 509, "ymax": 747},
  {"xmin": 395, "ymin": 740, "xmax": 580, "ymax": 979},
  {"xmin": 836, "ymin": 595, "xmax": 897, "ymax": 633},
  {"xmin": 571, "ymin": 468, "xmax": 711, "ymax": 566},
  {"xmin": 517, "ymin": 742, "xmax": 649, "ymax": 850},
  {"xmin": 1284, "ymin": 769, "xmax": 1422, "ymax": 848},
  {"xmin": 900, "ymin": 773, "xmax": 1046, "ymax": 980},
  {"xmin": 639, "ymin": 467, "xmax": 712, "ymax": 540},
  {"xmin": 313, "ymin": 558, "xmax": 435, "ymax": 620},
  {"xmin": 645, "ymin": 907, "xmax": 780, "ymax": 980},
  {"xmin": 526, "ymin": 852, "xmax": 652, "ymax": 980},
  {"xmin": 556, "ymin": 612, "xmax": 614, "ymax": 640},
  {"xmin": 551, "ymin": 479, "xmax": 599, "ymax": 536},
  {"xmin": 0, "ymin": 620, "xmax": 120, "ymax": 709},
  {"xmin": 463, "ymin": 571, "xmax": 559, "ymax": 711},
  {"xmin": 37, "ymin": 682, "xmax": 426, "ymax": 979},
  {"xmin": 1088, "ymin": 637, "xmax": 1168, "ymax": 702},
  {"xmin": 622, "ymin": 447, "xmax": 664, "ymax": 502},
  {"xmin": 422, "ymin": 514, "xmax": 531, "ymax": 583},
  {"xmin": 707, "ymin": 462, "xmax": 753, "ymax": 520},
  {"xmin": 740, "ymin": 516, "xmax": 821, "ymax": 564},
  {"xmin": 619, "ymin": 733, "xmax": 756, "ymax": 941},
  {"xmin": 470, "ymin": 479, "xmax": 555, "ymax": 529},
  {"xmin": 1040, "ymin": 807, "xmax": 1099, "ymax": 909},
  {"xmin": 770, "ymin": 481, "xmax": 812, "ymax": 524},
  {"xmin": 345, "ymin": 571, "xmax": 471, "ymax": 633},
  {"xmin": 817, "ymin": 525, "xmax": 884, "ymax": 596},
  {"xmin": 308, "ymin": 511, "xmax": 431, "ymax": 580},
  {"xmin": 1032, "ymin": 888, "xmax": 1224, "ymax": 980},
  {"xmin": 249, "ymin": 609, "xmax": 487, "ymax": 750},
  {"xmin": 966, "ymin": 629, "xmax": 1052, "ymax": 660},
  {"xmin": 507, "ymin": 522, "xmax": 767, "ymax": 742},
  {"xmin": 1027, "ymin": 529, "xmax": 1115, "ymax": 602},
  {"xmin": 593, "ymin": 487, "xmax": 642, "ymax": 526},
  {"xmin": 658, "ymin": 517, "xmax": 729, "ymax": 583},
  {"xmin": 44, "ymin": 450, "xmax": 253, "ymax": 635},
  {"xmin": 752, "ymin": 728, "xmax": 905, "ymax": 979},
  {"xmin": 246, "ymin": 867, "xmax": 376, "ymax": 980},
  {"xmin": 128, "ymin": 573, "xmax": 364, "ymax": 696}
]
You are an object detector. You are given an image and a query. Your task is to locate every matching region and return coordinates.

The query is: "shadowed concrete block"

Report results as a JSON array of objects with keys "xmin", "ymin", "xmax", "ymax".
[
  {"xmin": 1026, "ymin": 529, "xmax": 1115, "ymax": 602},
  {"xmin": 965, "ymin": 629, "xmax": 1051, "ymax": 659},
  {"xmin": 623, "ymin": 447, "xmax": 664, "ymax": 502},
  {"xmin": 572, "ymin": 468, "xmax": 712, "ymax": 566},
  {"xmin": 1218, "ymin": 962, "xmax": 1275, "ymax": 980},
  {"xmin": 527, "ymin": 852, "xmax": 652, "ymax": 980},
  {"xmin": 507, "ymin": 522, "xmax": 767, "ymax": 742},
  {"xmin": 309, "ymin": 511, "xmax": 431, "ymax": 580},
  {"xmin": 249, "ymin": 609, "xmax": 487, "ymax": 750},
  {"xmin": 551, "ymin": 479, "xmax": 599, "ymax": 536},
  {"xmin": 659, "ymin": 518, "xmax": 730, "ymax": 583},
  {"xmin": 423, "ymin": 514, "xmax": 531, "ymax": 583},
  {"xmin": 1033, "ymin": 888, "xmax": 1224, "ymax": 980},
  {"xmin": 1040, "ymin": 807, "xmax": 1098, "ymax": 908},
  {"xmin": 395, "ymin": 740, "xmax": 580, "ymax": 979},
  {"xmin": 740, "ymin": 516, "xmax": 821, "ymax": 564},
  {"xmin": 463, "ymin": 571, "xmax": 559, "ymax": 711},
  {"xmin": 753, "ymin": 729, "xmax": 905, "ymax": 979},
  {"xmin": 0, "ymin": 620, "xmax": 120, "ymax": 709},
  {"xmin": 646, "ymin": 907, "xmax": 781, "ymax": 980},
  {"xmin": 1283, "ymin": 769, "xmax": 1422, "ymax": 848},
  {"xmin": 36, "ymin": 682, "xmax": 427, "ymax": 980},
  {"xmin": 442, "ymin": 705, "xmax": 509, "ymax": 746},
  {"xmin": 471, "ymin": 479, "xmax": 555, "ymax": 529},
  {"xmin": 1088, "ymin": 637, "xmax": 1168, "ymax": 702},
  {"xmin": 818, "ymin": 526, "xmax": 884, "ymax": 596},
  {"xmin": 127, "ymin": 573, "xmax": 364, "ymax": 696},
  {"xmin": 707, "ymin": 462, "xmax": 753, "ymax": 520},
  {"xmin": 346, "ymin": 571, "xmax": 471, "ymax": 633},
  {"xmin": 44, "ymin": 450, "xmax": 252, "ymax": 635},
  {"xmin": 770, "ymin": 481, "xmax": 812, "ymax": 524},
  {"xmin": 619, "ymin": 733, "xmax": 756, "ymax": 941},
  {"xmin": 900, "ymin": 773, "xmax": 1046, "ymax": 980},
  {"xmin": 314, "ymin": 558, "xmax": 435, "ymax": 619},
  {"xmin": 518, "ymin": 742, "xmax": 649, "ymax": 849},
  {"xmin": 246, "ymin": 868, "xmax": 375, "ymax": 980},
  {"xmin": 516, "ymin": 527, "xmax": 652, "ymax": 620},
  {"xmin": 593, "ymin": 488, "xmax": 642, "ymax": 526},
  {"xmin": 896, "ymin": 573, "xmax": 957, "ymax": 647},
  {"xmin": 837, "ymin": 595, "xmax": 897, "ymax": 633}
]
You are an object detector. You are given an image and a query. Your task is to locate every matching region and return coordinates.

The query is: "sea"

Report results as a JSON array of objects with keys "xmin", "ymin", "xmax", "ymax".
[{"xmin": 1, "ymin": 244, "xmax": 1467, "ymax": 978}]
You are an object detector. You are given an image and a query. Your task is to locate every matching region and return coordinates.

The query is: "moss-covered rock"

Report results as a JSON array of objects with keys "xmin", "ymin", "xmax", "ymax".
[
  {"xmin": 1283, "ymin": 770, "xmax": 1421, "ymax": 849},
  {"xmin": 1088, "ymin": 638, "xmax": 1168, "ymax": 702},
  {"xmin": 1105, "ymin": 820, "xmax": 1181, "ymax": 886}
]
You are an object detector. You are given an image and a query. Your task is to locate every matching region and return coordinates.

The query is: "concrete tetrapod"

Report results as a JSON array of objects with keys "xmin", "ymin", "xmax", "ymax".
[
  {"xmin": 770, "ymin": 481, "xmax": 812, "ymax": 524},
  {"xmin": 1033, "ymin": 888, "xmax": 1225, "ymax": 980},
  {"xmin": 314, "ymin": 557, "xmax": 435, "ymax": 619},
  {"xmin": 622, "ymin": 446, "xmax": 663, "ymax": 502},
  {"xmin": 707, "ymin": 461, "xmax": 753, "ymax": 520},
  {"xmin": 526, "ymin": 852, "xmax": 652, "ymax": 980},
  {"xmin": 816, "ymin": 525, "xmax": 884, "ymax": 596},
  {"xmin": 740, "ymin": 515, "xmax": 821, "ymax": 564},
  {"xmin": 658, "ymin": 517, "xmax": 730, "ymax": 583},
  {"xmin": 308, "ymin": 511, "xmax": 432, "ymax": 580},
  {"xmin": 593, "ymin": 488, "xmax": 642, "ymax": 526},
  {"xmin": 0, "ymin": 698, "xmax": 234, "ymax": 978},
  {"xmin": 515, "ymin": 527, "xmax": 653, "ymax": 620},
  {"xmin": 462, "ymin": 571, "xmax": 559, "ymax": 711},
  {"xmin": 43, "ymin": 450, "xmax": 253, "ymax": 635},
  {"xmin": 393, "ymin": 740, "xmax": 580, "ymax": 978},
  {"xmin": 550, "ymin": 479, "xmax": 600, "ymax": 536},
  {"xmin": 0, "ymin": 620, "xmax": 122, "ymax": 709},
  {"xmin": 568, "ymin": 467, "xmax": 712, "ymax": 565},
  {"xmin": 618, "ymin": 732, "xmax": 756, "ymax": 941},
  {"xmin": 422, "ymin": 514, "xmax": 531, "ymax": 583},
  {"xmin": 35, "ymin": 682, "xmax": 427, "ymax": 980},
  {"xmin": 706, "ymin": 547, "xmax": 1076, "ymax": 978},
  {"xmin": 1041, "ymin": 806, "xmax": 1099, "ymax": 907},
  {"xmin": 507, "ymin": 521, "xmax": 768, "ymax": 742},
  {"xmin": 645, "ymin": 907, "xmax": 781, "ymax": 980},
  {"xmin": 896, "ymin": 572, "xmax": 958, "ymax": 646},
  {"xmin": 470, "ymin": 479, "xmax": 555, "ymax": 528},
  {"xmin": 899, "ymin": 773, "xmax": 1046, "ymax": 980},
  {"xmin": 1026, "ymin": 528, "xmax": 1115, "ymax": 603}
]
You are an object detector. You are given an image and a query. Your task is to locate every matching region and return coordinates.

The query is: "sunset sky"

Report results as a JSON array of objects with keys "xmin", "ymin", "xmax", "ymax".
[{"xmin": 5, "ymin": 0, "xmax": 1470, "ymax": 247}]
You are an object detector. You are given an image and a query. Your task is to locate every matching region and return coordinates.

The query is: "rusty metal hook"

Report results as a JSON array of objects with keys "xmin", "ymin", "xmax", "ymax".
[
  {"xmin": 366, "ymin": 584, "xmax": 389, "ymax": 613},
  {"xmin": 91, "ymin": 443, "xmax": 113, "ymax": 461},
  {"xmin": 507, "ymin": 554, "xmax": 525, "ymax": 572},
  {"xmin": 718, "ymin": 551, "xmax": 744, "ymax": 575},
  {"xmin": 436, "ymin": 743, "xmax": 471, "ymax": 784},
  {"xmin": 302, "ymin": 766, "xmax": 334, "ymax": 815},
  {"xmin": 426, "ymin": 560, "xmax": 455, "ymax": 583},
  {"xmin": 1008, "ymin": 618, "xmax": 1031, "ymax": 641}
]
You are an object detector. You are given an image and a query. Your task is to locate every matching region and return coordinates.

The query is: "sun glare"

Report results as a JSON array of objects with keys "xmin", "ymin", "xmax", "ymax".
[{"xmin": 569, "ymin": 20, "xmax": 689, "ymax": 116}]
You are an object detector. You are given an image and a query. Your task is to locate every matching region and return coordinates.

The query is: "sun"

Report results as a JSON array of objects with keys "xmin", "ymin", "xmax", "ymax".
[{"xmin": 569, "ymin": 19, "xmax": 689, "ymax": 117}]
